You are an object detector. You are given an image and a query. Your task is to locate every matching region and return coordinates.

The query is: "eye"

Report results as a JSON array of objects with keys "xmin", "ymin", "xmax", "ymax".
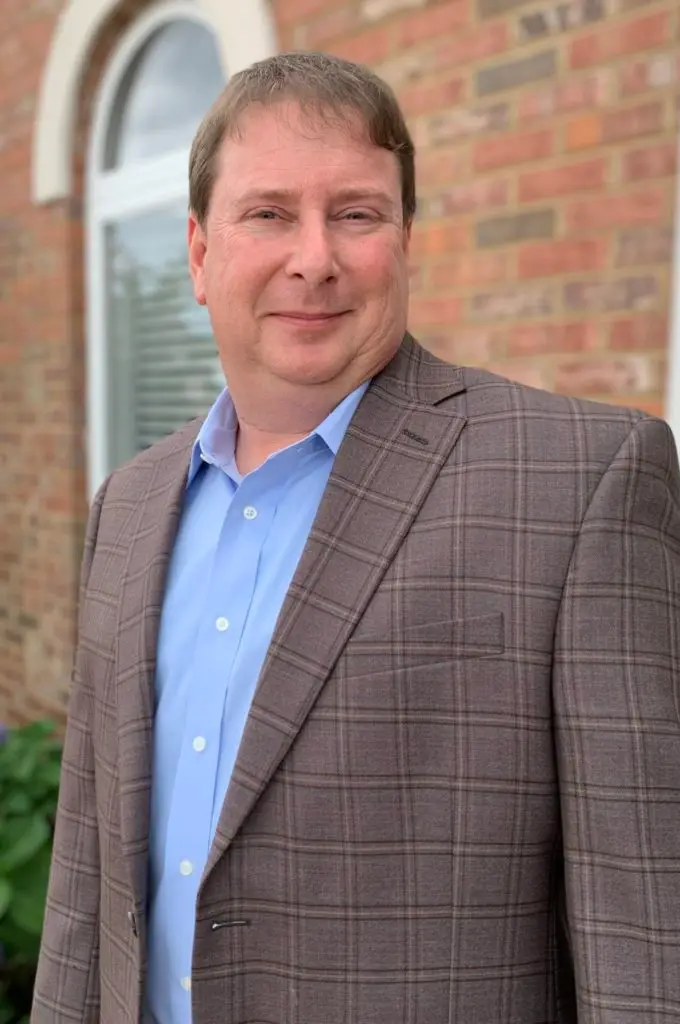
[
  {"xmin": 342, "ymin": 210, "xmax": 373, "ymax": 221},
  {"xmin": 252, "ymin": 209, "xmax": 280, "ymax": 220}
]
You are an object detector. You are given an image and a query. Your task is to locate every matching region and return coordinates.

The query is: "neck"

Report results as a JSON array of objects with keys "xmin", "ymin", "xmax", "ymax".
[
  {"xmin": 234, "ymin": 422, "xmax": 309, "ymax": 476},
  {"xmin": 232, "ymin": 380, "xmax": 346, "ymax": 475}
]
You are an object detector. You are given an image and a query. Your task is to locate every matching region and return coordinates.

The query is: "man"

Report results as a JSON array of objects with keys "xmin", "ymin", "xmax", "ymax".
[{"xmin": 33, "ymin": 52, "xmax": 680, "ymax": 1024}]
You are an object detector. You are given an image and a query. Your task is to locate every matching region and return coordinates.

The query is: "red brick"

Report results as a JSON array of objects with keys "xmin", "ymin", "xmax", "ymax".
[
  {"xmin": 554, "ymin": 356, "xmax": 654, "ymax": 394},
  {"xmin": 409, "ymin": 263, "xmax": 425, "ymax": 292},
  {"xmin": 518, "ymin": 159, "xmax": 608, "ymax": 201},
  {"xmin": 490, "ymin": 361, "xmax": 550, "ymax": 390},
  {"xmin": 374, "ymin": 50, "xmax": 432, "ymax": 89},
  {"xmin": 506, "ymin": 322, "xmax": 599, "ymax": 356},
  {"xmin": 360, "ymin": 0, "xmax": 428, "ymax": 20},
  {"xmin": 431, "ymin": 178, "xmax": 510, "ymax": 215},
  {"xmin": 433, "ymin": 20, "xmax": 508, "ymax": 66},
  {"xmin": 620, "ymin": 52, "xmax": 680, "ymax": 96},
  {"xmin": 622, "ymin": 142, "xmax": 677, "ymax": 181},
  {"xmin": 294, "ymin": 7, "xmax": 358, "ymax": 47},
  {"xmin": 564, "ymin": 112, "xmax": 602, "ymax": 150},
  {"xmin": 417, "ymin": 102, "xmax": 509, "ymax": 148},
  {"xmin": 570, "ymin": 12, "xmax": 670, "ymax": 69},
  {"xmin": 420, "ymin": 327, "xmax": 500, "ymax": 363},
  {"xmin": 519, "ymin": 71, "xmax": 610, "ymax": 121},
  {"xmin": 398, "ymin": 72, "xmax": 466, "ymax": 118},
  {"xmin": 627, "ymin": 397, "xmax": 664, "ymax": 416},
  {"xmin": 409, "ymin": 295, "xmax": 462, "ymax": 325},
  {"xmin": 410, "ymin": 221, "xmax": 470, "ymax": 258},
  {"xmin": 429, "ymin": 251, "xmax": 509, "ymax": 288},
  {"xmin": 603, "ymin": 102, "xmax": 665, "ymax": 144},
  {"xmin": 616, "ymin": 225, "xmax": 673, "ymax": 266},
  {"xmin": 564, "ymin": 276, "xmax": 658, "ymax": 312},
  {"xmin": 276, "ymin": 0, "xmax": 339, "ymax": 25},
  {"xmin": 396, "ymin": 0, "xmax": 470, "ymax": 47},
  {"xmin": 470, "ymin": 285, "xmax": 554, "ymax": 320},
  {"xmin": 417, "ymin": 148, "xmax": 468, "ymax": 188},
  {"xmin": 331, "ymin": 23, "xmax": 395, "ymax": 63},
  {"xmin": 566, "ymin": 187, "xmax": 666, "ymax": 231},
  {"xmin": 609, "ymin": 313, "xmax": 668, "ymax": 350},
  {"xmin": 518, "ymin": 239, "xmax": 608, "ymax": 277},
  {"xmin": 474, "ymin": 129, "xmax": 554, "ymax": 171}
]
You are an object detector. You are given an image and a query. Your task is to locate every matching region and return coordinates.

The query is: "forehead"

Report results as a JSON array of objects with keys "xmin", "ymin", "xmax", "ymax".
[{"xmin": 214, "ymin": 101, "xmax": 400, "ymax": 196}]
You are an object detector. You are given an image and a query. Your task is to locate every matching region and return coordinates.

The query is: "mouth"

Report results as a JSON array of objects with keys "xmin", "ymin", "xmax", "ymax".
[{"xmin": 270, "ymin": 311, "xmax": 350, "ymax": 326}]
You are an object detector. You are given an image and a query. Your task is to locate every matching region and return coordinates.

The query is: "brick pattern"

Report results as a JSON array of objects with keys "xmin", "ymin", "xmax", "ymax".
[
  {"xmin": 0, "ymin": 0, "xmax": 153, "ymax": 722},
  {"xmin": 275, "ymin": 0, "xmax": 679, "ymax": 410},
  {"xmin": 0, "ymin": 0, "xmax": 678, "ymax": 720}
]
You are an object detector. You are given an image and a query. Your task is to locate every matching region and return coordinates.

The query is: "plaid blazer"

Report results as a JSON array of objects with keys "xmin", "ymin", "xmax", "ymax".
[{"xmin": 33, "ymin": 336, "xmax": 680, "ymax": 1023}]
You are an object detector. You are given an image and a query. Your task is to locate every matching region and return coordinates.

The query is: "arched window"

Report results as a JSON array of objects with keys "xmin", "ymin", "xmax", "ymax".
[{"xmin": 87, "ymin": 2, "xmax": 227, "ymax": 489}]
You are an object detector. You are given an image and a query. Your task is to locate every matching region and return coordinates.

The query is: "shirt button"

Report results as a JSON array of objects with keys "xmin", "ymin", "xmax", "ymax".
[
  {"xmin": 215, "ymin": 616, "xmax": 229, "ymax": 632},
  {"xmin": 181, "ymin": 977, "xmax": 192, "ymax": 992},
  {"xmin": 179, "ymin": 860, "xmax": 194, "ymax": 876},
  {"xmin": 243, "ymin": 506, "xmax": 258, "ymax": 520},
  {"xmin": 192, "ymin": 736, "xmax": 207, "ymax": 753}
]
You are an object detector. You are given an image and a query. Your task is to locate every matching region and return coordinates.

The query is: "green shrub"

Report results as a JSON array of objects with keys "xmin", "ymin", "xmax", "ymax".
[{"xmin": 0, "ymin": 721, "xmax": 62, "ymax": 1024}]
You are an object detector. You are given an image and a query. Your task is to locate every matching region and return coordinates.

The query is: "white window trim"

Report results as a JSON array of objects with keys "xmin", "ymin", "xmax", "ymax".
[
  {"xmin": 667, "ymin": 130, "xmax": 680, "ymax": 442},
  {"xmin": 87, "ymin": 1, "xmax": 225, "ymax": 495},
  {"xmin": 32, "ymin": 0, "xmax": 276, "ymax": 204}
]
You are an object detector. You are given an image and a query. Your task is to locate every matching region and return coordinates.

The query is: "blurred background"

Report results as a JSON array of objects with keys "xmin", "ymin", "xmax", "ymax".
[{"xmin": 0, "ymin": 0, "xmax": 678, "ymax": 723}]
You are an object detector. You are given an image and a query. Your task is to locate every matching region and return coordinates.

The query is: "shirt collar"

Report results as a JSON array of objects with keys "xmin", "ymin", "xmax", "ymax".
[{"xmin": 187, "ymin": 380, "xmax": 370, "ymax": 489}]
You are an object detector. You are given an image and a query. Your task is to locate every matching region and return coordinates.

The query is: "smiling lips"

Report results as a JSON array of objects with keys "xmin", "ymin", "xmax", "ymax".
[{"xmin": 271, "ymin": 311, "xmax": 349, "ymax": 324}]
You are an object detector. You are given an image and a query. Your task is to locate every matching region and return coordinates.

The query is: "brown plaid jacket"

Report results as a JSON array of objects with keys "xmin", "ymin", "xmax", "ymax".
[{"xmin": 32, "ymin": 336, "xmax": 680, "ymax": 1023}]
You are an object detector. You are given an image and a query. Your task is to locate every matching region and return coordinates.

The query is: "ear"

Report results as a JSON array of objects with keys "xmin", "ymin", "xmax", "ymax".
[{"xmin": 188, "ymin": 211, "xmax": 208, "ymax": 305}]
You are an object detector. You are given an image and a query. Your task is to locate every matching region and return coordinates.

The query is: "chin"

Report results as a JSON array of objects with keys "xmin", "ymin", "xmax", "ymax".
[
  {"xmin": 279, "ymin": 365, "xmax": 345, "ymax": 387},
  {"xmin": 267, "ymin": 343, "xmax": 353, "ymax": 386}
]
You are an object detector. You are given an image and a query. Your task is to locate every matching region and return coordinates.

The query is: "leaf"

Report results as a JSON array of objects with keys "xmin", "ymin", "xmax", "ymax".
[
  {"xmin": 9, "ymin": 884, "xmax": 47, "ymax": 938},
  {"xmin": 0, "ymin": 818, "xmax": 50, "ymax": 874},
  {"xmin": 0, "ymin": 879, "xmax": 11, "ymax": 920},
  {"xmin": 0, "ymin": 993, "xmax": 15, "ymax": 1024},
  {"xmin": 35, "ymin": 761, "xmax": 61, "ymax": 790},
  {"xmin": 10, "ymin": 748, "xmax": 39, "ymax": 785},
  {"xmin": 0, "ymin": 915, "xmax": 40, "ymax": 961},
  {"xmin": 0, "ymin": 793, "xmax": 32, "ymax": 817},
  {"xmin": 14, "ymin": 721, "xmax": 55, "ymax": 742},
  {"xmin": 8, "ymin": 847, "xmax": 52, "ymax": 904}
]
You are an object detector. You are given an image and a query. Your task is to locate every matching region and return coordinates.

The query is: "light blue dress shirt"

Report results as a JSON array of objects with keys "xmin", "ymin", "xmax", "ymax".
[{"xmin": 145, "ymin": 381, "xmax": 368, "ymax": 1024}]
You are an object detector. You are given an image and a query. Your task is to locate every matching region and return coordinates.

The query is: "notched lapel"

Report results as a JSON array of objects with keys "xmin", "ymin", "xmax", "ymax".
[
  {"xmin": 115, "ymin": 435, "xmax": 193, "ymax": 910},
  {"xmin": 203, "ymin": 341, "xmax": 467, "ymax": 878}
]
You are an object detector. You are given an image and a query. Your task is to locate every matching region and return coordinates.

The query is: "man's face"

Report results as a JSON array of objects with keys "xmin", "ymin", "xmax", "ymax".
[{"xmin": 188, "ymin": 102, "xmax": 411, "ymax": 398}]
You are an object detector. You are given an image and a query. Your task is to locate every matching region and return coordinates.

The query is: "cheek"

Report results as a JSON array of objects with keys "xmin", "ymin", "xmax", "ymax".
[
  {"xmin": 355, "ymin": 247, "xmax": 408, "ymax": 306},
  {"xmin": 205, "ymin": 248, "xmax": 263, "ymax": 304}
]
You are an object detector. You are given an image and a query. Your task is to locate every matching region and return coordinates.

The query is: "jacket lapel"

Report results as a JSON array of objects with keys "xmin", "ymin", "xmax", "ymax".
[
  {"xmin": 203, "ymin": 337, "xmax": 467, "ymax": 878},
  {"xmin": 115, "ymin": 425, "xmax": 197, "ymax": 911}
]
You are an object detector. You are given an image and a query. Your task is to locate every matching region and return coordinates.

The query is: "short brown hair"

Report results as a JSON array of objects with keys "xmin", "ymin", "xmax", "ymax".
[{"xmin": 189, "ymin": 51, "xmax": 416, "ymax": 228}]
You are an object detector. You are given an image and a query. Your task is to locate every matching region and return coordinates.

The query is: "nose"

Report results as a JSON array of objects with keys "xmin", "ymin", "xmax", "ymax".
[{"xmin": 285, "ymin": 216, "xmax": 338, "ymax": 286}]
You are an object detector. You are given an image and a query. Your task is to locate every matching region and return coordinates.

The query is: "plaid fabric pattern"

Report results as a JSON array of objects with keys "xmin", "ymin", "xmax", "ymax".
[{"xmin": 33, "ymin": 336, "xmax": 680, "ymax": 1023}]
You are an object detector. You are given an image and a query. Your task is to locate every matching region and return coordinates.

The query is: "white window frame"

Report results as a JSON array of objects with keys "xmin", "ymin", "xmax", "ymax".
[
  {"xmin": 32, "ymin": 0, "xmax": 276, "ymax": 496},
  {"xmin": 86, "ymin": 1, "xmax": 221, "ymax": 495},
  {"xmin": 667, "ymin": 131, "xmax": 680, "ymax": 442}
]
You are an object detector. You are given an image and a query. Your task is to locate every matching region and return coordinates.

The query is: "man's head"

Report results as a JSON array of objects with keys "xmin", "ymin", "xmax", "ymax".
[{"xmin": 187, "ymin": 52, "xmax": 416, "ymax": 424}]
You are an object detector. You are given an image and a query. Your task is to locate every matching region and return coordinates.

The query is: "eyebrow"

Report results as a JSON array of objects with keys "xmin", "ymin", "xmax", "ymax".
[{"xmin": 234, "ymin": 187, "xmax": 397, "ymax": 207}]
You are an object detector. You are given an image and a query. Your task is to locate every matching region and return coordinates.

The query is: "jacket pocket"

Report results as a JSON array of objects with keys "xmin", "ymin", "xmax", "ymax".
[{"xmin": 349, "ymin": 612, "xmax": 505, "ymax": 660}]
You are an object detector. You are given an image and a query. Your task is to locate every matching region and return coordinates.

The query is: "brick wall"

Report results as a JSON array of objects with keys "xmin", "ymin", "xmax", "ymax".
[
  {"xmin": 0, "ymin": 0, "xmax": 678, "ymax": 721},
  {"xmin": 0, "ymin": 0, "xmax": 152, "ymax": 723},
  {"xmin": 0, "ymin": 2, "xmax": 82, "ymax": 723},
  {"xmin": 275, "ymin": 0, "xmax": 679, "ymax": 410}
]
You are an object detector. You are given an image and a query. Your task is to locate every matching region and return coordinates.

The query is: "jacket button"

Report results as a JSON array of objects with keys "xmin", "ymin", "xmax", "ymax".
[{"xmin": 127, "ymin": 910, "xmax": 138, "ymax": 937}]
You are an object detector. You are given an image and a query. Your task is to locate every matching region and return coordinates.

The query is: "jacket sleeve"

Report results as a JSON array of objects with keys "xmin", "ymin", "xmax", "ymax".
[
  {"xmin": 31, "ymin": 478, "xmax": 110, "ymax": 1023},
  {"xmin": 553, "ymin": 416, "xmax": 680, "ymax": 1022}
]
